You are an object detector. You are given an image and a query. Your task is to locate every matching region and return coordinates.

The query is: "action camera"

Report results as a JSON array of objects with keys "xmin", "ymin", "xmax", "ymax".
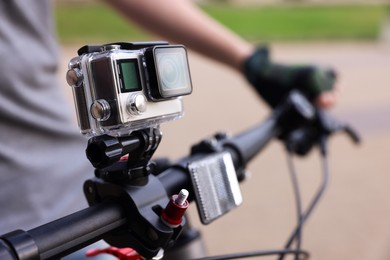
[{"xmin": 66, "ymin": 42, "xmax": 192, "ymax": 137}]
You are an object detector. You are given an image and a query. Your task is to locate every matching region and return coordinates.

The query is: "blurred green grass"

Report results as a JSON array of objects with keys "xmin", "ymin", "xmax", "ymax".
[
  {"xmin": 203, "ymin": 4, "xmax": 389, "ymax": 41},
  {"xmin": 55, "ymin": 2, "xmax": 389, "ymax": 43}
]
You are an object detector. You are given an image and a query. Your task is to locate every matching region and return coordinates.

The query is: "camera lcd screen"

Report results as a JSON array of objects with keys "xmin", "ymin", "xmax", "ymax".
[{"xmin": 118, "ymin": 59, "xmax": 142, "ymax": 93}]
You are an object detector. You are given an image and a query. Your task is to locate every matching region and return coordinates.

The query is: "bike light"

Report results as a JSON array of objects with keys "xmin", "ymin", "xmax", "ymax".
[{"xmin": 188, "ymin": 152, "xmax": 242, "ymax": 224}]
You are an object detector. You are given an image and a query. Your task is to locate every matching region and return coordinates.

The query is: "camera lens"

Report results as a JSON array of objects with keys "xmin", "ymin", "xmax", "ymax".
[
  {"xmin": 157, "ymin": 53, "xmax": 184, "ymax": 90},
  {"xmin": 152, "ymin": 46, "xmax": 192, "ymax": 99}
]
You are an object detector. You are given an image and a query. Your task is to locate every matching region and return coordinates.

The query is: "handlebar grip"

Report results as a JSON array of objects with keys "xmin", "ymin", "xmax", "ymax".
[{"xmin": 1, "ymin": 201, "xmax": 127, "ymax": 260}]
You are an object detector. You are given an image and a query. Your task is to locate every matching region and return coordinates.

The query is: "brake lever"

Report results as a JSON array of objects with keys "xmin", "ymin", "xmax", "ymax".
[
  {"xmin": 316, "ymin": 109, "xmax": 361, "ymax": 144},
  {"xmin": 285, "ymin": 109, "xmax": 361, "ymax": 156}
]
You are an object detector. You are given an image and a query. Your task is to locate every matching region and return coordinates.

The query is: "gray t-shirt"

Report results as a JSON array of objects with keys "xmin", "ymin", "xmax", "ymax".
[{"xmin": 0, "ymin": 0, "xmax": 93, "ymax": 234}]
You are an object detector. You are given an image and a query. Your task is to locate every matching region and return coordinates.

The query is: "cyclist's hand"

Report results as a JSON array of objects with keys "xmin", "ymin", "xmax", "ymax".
[{"xmin": 243, "ymin": 46, "xmax": 337, "ymax": 108}]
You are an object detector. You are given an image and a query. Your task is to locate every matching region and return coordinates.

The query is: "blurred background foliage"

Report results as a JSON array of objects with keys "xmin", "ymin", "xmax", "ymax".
[{"xmin": 55, "ymin": 1, "xmax": 390, "ymax": 43}]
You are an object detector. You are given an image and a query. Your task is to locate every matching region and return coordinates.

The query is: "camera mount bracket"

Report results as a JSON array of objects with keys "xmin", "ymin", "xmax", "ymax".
[
  {"xmin": 83, "ymin": 127, "xmax": 187, "ymax": 258},
  {"xmin": 86, "ymin": 127, "xmax": 162, "ymax": 184}
]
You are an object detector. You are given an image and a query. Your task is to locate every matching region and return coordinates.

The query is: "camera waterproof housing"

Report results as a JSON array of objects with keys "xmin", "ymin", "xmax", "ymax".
[{"xmin": 66, "ymin": 42, "xmax": 192, "ymax": 137}]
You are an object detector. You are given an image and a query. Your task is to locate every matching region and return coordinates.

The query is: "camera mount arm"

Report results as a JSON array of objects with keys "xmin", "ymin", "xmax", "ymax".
[{"xmin": 86, "ymin": 127, "xmax": 162, "ymax": 182}]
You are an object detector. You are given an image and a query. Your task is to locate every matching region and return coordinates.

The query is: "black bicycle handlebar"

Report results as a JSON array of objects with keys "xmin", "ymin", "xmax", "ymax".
[
  {"xmin": 0, "ymin": 91, "xmax": 358, "ymax": 260},
  {"xmin": 0, "ymin": 201, "xmax": 127, "ymax": 260},
  {"xmin": 158, "ymin": 114, "xmax": 282, "ymax": 199},
  {"xmin": 0, "ymin": 117, "xmax": 283, "ymax": 260}
]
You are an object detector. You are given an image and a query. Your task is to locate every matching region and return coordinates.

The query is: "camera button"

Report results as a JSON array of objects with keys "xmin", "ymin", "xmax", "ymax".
[
  {"xmin": 101, "ymin": 44, "xmax": 121, "ymax": 51},
  {"xmin": 66, "ymin": 68, "xmax": 83, "ymax": 87},
  {"xmin": 128, "ymin": 94, "xmax": 147, "ymax": 115},
  {"xmin": 91, "ymin": 99, "xmax": 111, "ymax": 121}
]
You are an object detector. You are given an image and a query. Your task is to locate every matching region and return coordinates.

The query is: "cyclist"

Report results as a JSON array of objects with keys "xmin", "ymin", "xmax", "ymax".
[{"xmin": 0, "ymin": 0, "xmax": 337, "ymax": 258}]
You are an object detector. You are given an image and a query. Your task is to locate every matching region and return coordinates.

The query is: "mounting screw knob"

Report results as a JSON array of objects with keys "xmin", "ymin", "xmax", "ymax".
[{"xmin": 161, "ymin": 189, "xmax": 189, "ymax": 228}]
